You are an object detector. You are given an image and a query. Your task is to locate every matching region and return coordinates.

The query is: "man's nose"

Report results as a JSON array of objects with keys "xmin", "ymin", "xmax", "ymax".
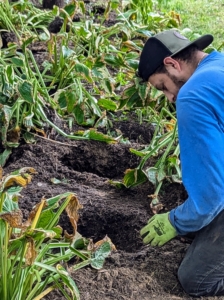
[{"xmin": 164, "ymin": 91, "xmax": 175, "ymax": 102}]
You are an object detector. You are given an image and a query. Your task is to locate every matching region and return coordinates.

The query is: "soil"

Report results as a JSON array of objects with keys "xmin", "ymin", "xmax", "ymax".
[
  {"xmin": 4, "ymin": 122, "xmax": 220, "ymax": 300},
  {"xmin": 2, "ymin": 1, "xmax": 224, "ymax": 299}
]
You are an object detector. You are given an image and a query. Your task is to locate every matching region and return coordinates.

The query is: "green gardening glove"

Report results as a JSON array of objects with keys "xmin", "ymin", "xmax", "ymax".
[{"xmin": 140, "ymin": 212, "xmax": 177, "ymax": 246}]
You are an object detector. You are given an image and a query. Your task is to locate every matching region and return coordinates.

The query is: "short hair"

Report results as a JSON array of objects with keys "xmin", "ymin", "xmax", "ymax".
[{"xmin": 153, "ymin": 45, "xmax": 200, "ymax": 75}]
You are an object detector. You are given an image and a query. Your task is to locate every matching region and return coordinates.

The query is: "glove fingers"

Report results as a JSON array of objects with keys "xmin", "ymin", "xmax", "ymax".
[
  {"xmin": 150, "ymin": 238, "xmax": 159, "ymax": 247},
  {"xmin": 143, "ymin": 232, "xmax": 156, "ymax": 244},
  {"xmin": 140, "ymin": 224, "xmax": 150, "ymax": 237},
  {"xmin": 140, "ymin": 216, "xmax": 156, "ymax": 236},
  {"xmin": 157, "ymin": 240, "xmax": 166, "ymax": 247}
]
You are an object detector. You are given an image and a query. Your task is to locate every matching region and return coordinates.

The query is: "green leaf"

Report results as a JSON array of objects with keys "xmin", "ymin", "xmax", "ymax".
[
  {"xmin": 126, "ymin": 90, "xmax": 140, "ymax": 108},
  {"xmin": 0, "ymin": 149, "xmax": 12, "ymax": 167},
  {"xmin": 108, "ymin": 179, "xmax": 126, "ymax": 189},
  {"xmin": 2, "ymin": 192, "xmax": 19, "ymax": 212},
  {"xmin": 52, "ymin": 226, "xmax": 63, "ymax": 238},
  {"xmin": 75, "ymin": 63, "xmax": 92, "ymax": 82},
  {"xmin": 36, "ymin": 209, "xmax": 56, "ymax": 229},
  {"xmin": 62, "ymin": 46, "xmax": 74, "ymax": 58},
  {"xmin": 58, "ymin": 91, "xmax": 67, "ymax": 109},
  {"xmin": 135, "ymin": 29, "xmax": 152, "ymax": 37},
  {"xmin": 104, "ymin": 54, "xmax": 123, "ymax": 67},
  {"xmin": 6, "ymin": 65, "xmax": 14, "ymax": 84},
  {"xmin": 126, "ymin": 59, "xmax": 139, "ymax": 70},
  {"xmin": 18, "ymin": 81, "xmax": 34, "ymax": 103},
  {"xmin": 91, "ymin": 242, "xmax": 111, "ymax": 270},
  {"xmin": 66, "ymin": 91, "xmax": 77, "ymax": 113},
  {"xmin": 92, "ymin": 68, "xmax": 104, "ymax": 78},
  {"xmin": 82, "ymin": 129, "xmax": 116, "ymax": 144},
  {"xmin": 103, "ymin": 79, "xmax": 113, "ymax": 94},
  {"xmin": 63, "ymin": 3, "xmax": 76, "ymax": 16},
  {"xmin": 129, "ymin": 148, "xmax": 146, "ymax": 157},
  {"xmin": 50, "ymin": 178, "xmax": 62, "ymax": 184},
  {"xmin": 73, "ymin": 104, "xmax": 84, "ymax": 124},
  {"xmin": 157, "ymin": 166, "xmax": 166, "ymax": 182},
  {"xmin": 123, "ymin": 168, "xmax": 147, "ymax": 188},
  {"xmin": 97, "ymin": 99, "xmax": 117, "ymax": 111},
  {"xmin": 144, "ymin": 167, "xmax": 158, "ymax": 186},
  {"xmin": 111, "ymin": 0, "xmax": 120, "ymax": 9},
  {"xmin": 23, "ymin": 132, "xmax": 35, "ymax": 143},
  {"xmin": 56, "ymin": 264, "xmax": 80, "ymax": 300},
  {"xmin": 79, "ymin": 1, "xmax": 85, "ymax": 14},
  {"xmin": 83, "ymin": 89, "xmax": 102, "ymax": 117}
]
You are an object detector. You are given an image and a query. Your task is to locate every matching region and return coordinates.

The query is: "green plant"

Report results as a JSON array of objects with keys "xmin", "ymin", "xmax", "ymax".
[
  {"xmin": 110, "ymin": 106, "xmax": 181, "ymax": 213},
  {"xmin": 0, "ymin": 167, "xmax": 115, "ymax": 300}
]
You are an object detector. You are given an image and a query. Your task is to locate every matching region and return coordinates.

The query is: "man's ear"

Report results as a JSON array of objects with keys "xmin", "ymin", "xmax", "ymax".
[{"xmin": 163, "ymin": 57, "xmax": 181, "ymax": 71}]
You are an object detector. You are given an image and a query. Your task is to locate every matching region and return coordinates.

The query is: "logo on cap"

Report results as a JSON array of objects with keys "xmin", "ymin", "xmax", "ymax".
[{"xmin": 173, "ymin": 31, "xmax": 188, "ymax": 40}]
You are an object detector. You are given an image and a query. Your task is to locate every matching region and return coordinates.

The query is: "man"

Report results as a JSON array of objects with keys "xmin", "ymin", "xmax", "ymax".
[{"xmin": 138, "ymin": 29, "xmax": 224, "ymax": 297}]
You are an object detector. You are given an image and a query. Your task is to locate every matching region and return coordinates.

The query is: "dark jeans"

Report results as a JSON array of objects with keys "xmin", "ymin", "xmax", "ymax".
[{"xmin": 178, "ymin": 209, "xmax": 224, "ymax": 297}]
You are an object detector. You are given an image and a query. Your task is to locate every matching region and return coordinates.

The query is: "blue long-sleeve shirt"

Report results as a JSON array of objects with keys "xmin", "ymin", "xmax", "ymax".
[{"xmin": 169, "ymin": 51, "xmax": 224, "ymax": 235}]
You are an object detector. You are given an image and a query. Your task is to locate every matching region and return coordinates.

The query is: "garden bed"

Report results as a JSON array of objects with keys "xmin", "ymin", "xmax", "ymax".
[
  {"xmin": 4, "ymin": 122, "xmax": 212, "ymax": 300},
  {"xmin": 0, "ymin": 1, "xmax": 220, "ymax": 299}
]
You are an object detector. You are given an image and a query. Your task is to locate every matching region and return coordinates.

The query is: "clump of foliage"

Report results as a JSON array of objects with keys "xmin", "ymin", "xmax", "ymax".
[
  {"xmin": 0, "ymin": 0, "xmax": 179, "ymax": 151},
  {"xmin": 0, "ymin": 0, "xmax": 190, "ymax": 208},
  {"xmin": 0, "ymin": 167, "xmax": 115, "ymax": 299}
]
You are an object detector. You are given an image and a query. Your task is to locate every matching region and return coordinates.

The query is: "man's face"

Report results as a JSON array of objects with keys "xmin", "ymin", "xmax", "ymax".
[{"xmin": 149, "ymin": 71, "xmax": 186, "ymax": 103}]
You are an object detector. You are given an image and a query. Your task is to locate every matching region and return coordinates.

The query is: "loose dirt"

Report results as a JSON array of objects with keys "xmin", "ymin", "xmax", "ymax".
[
  {"xmin": 3, "ymin": 120, "xmax": 221, "ymax": 300},
  {"xmin": 3, "ymin": 1, "xmax": 223, "ymax": 299}
]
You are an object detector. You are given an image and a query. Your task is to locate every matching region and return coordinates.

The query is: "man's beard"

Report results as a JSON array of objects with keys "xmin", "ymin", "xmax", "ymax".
[{"xmin": 167, "ymin": 72, "xmax": 186, "ymax": 91}]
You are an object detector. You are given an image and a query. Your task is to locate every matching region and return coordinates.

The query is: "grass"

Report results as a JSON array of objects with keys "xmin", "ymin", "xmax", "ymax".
[{"xmin": 163, "ymin": 0, "xmax": 224, "ymax": 49}]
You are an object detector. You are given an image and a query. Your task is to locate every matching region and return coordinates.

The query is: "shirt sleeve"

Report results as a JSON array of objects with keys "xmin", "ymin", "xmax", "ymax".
[{"xmin": 169, "ymin": 82, "xmax": 224, "ymax": 235}]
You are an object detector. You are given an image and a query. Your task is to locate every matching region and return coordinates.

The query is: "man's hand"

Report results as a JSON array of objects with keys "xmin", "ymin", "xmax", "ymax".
[{"xmin": 140, "ymin": 212, "xmax": 177, "ymax": 246}]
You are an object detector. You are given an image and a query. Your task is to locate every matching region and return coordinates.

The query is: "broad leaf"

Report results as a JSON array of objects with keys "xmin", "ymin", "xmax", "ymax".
[
  {"xmin": 123, "ymin": 168, "xmax": 147, "ymax": 188},
  {"xmin": 18, "ymin": 81, "xmax": 34, "ymax": 104}
]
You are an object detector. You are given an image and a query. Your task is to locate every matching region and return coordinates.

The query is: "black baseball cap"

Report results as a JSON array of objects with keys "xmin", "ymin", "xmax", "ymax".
[{"xmin": 138, "ymin": 29, "xmax": 213, "ymax": 82}]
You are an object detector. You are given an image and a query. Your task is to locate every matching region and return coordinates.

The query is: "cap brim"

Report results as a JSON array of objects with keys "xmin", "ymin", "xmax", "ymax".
[{"xmin": 171, "ymin": 34, "xmax": 213, "ymax": 57}]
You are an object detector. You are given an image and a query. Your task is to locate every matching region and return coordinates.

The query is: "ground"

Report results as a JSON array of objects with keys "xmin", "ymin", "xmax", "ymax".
[
  {"xmin": 3, "ymin": 1, "xmax": 224, "ymax": 299},
  {"xmin": 3, "ymin": 120, "xmax": 222, "ymax": 300}
]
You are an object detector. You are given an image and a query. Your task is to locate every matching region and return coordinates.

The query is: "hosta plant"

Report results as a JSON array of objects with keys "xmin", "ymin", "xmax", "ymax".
[{"xmin": 0, "ymin": 167, "xmax": 115, "ymax": 300}]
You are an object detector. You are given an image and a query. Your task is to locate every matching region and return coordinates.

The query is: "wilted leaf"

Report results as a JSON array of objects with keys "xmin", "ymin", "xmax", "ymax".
[
  {"xmin": 88, "ymin": 235, "xmax": 116, "ymax": 252},
  {"xmin": 27, "ymin": 199, "xmax": 47, "ymax": 227},
  {"xmin": 1, "ymin": 174, "xmax": 32, "ymax": 191},
  {"xmin": 64, "ymin": 195, "xmax": 83, "ymax": 239},
  {"xmin": 7, "ymin": 126, "xmax": 21, "ymax": 143},
  {"xmin": 0, "ymin": 209, "xmax": 23, "ymax": 228},
  {"xmin": 25, "ymin": 239, "xmax": 37, "ymax": 265},
  {"xmin": 165, "ymin": 119, "xmax": 176, "ymax": 131},
  {"xmin": 11, "ymin": 167, "xmax": 37, "ymax": 176}
]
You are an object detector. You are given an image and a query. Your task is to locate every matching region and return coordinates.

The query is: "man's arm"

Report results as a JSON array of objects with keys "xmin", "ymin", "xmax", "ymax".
[{"xmin": 169, "ymin": 81, "xmax": 224, "ymax": 235}]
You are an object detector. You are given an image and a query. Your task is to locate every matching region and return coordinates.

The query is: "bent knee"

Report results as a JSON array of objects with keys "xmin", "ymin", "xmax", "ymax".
[
  {"xmin": 178, "ymin": 266, "xmax": 224, "ymax": 297},
  {"xmin": 178, "ymin": 265, "xmax": 197, "ymax": 296},
  {"xmin": 178, "ymin": 264, "xmax": 204, "ymax": 296}
]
